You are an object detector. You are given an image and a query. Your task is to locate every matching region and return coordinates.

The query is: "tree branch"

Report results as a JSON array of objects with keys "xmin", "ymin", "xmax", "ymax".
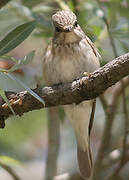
[
  {"xmin": 92, "ymin": 77, "xmax": 129, "ymax": 180},
  {"xmin": 0, "ymin": 53, "xmax": 129, "ymax": 127},
  {"xmin": 0, "ymin": 0, "xmax": 12, "ymax": 9},
  {"xmin": 0, "ymin": 162, "xmax": 21, "ymax": 180}
]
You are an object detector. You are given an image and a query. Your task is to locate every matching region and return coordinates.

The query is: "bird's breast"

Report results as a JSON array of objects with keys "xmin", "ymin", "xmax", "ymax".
[
  {"xmin": 43, "ymin": 39, "xmax": 99, "ymax": 85},
  {"xmin": 52, "ymin": 44, "xmax": 86, "ymax": 83}
]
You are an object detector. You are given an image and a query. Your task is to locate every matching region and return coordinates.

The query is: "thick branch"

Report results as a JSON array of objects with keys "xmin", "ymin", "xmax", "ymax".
[{"xmin": 0, "ymin": 53, "xmax": 129, "ymax": 125}]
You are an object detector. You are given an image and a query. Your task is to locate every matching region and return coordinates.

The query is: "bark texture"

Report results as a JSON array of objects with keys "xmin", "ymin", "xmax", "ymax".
[{"xmin": 0, "ymin": 53, "xmax": 129, "ymax": 127}]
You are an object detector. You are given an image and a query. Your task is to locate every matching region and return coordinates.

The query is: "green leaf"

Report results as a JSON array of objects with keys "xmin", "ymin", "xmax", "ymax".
[
  {"xmin": 0, "ymin": 156, "xmax": 22, "ymax": 167},
  {"xmin": 0, "ymin": 51, "xmax": 35, "ymax": 73},
  {"xmin": 0, "ymin": 55, "xmax": 17, "ymax": 62},
  {"xmin": 22, "ymin": 50, "xmax": 35, "ymax": 64},
  {"xmin": 0, "ymin": 21, "xmax": 37, "ymax": 57},
  {"xmin": 67, "ymin": 0, "xmax": 75, "ymax": 12},
  {"xmin": 0, "ymin": 68, "xmax": 8, "ymax": 72},
  {"xmin": 54, "ymin": 0, "xmax": 70, "ymax": 10},
  {"xmin": 8, "ymin": 50, "xmax": 35, "ymax": 72},
  {"xmin": 6, "ymin": 73, "xmax": 45, "ymax": 106},
  {"xmin": 92, "ymin": 26, "xmax": 102, "ymax": 37},
  {"xmin": 0, "ymin": 87, "xmax": 15, "ymax": 115}
]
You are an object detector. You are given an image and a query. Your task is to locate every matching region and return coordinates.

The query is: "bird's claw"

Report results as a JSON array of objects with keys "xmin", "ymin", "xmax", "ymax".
[
  {"xmin": 80, "ymin": 72, "xmax": 91, "ymax": 85},
  {"xmin": 83, "ymin": 72, "xmax": 91, "ymax": 77}
]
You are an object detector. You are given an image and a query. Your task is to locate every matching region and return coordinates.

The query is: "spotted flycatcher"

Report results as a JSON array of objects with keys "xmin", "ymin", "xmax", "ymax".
[{"xmin": 43, "ymin": 10, "xmax": 100, "ymax": 179}]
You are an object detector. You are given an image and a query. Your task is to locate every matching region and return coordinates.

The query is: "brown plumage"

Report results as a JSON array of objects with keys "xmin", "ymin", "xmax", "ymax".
[{"xmin": 43, "ymin": 10, "xmax": 100, "ymax": 179}]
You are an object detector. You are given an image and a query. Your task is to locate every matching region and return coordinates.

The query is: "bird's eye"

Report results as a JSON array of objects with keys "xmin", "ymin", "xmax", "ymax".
[
  {"xmin": 74, "ymin": 21, "xmax": 78, "ymax": 27},
  {"xmin": 55, "ymin": 27, "xmax": 60, "ymax": 32}
]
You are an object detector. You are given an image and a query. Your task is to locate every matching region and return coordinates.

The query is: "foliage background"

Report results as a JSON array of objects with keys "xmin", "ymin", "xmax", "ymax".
[{"xmin": 0, "ymin": 0, "xmax": 129, "ymax": 179}]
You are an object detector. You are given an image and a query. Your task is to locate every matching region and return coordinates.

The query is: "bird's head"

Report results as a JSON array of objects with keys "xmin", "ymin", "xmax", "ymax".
[{"xmin": 52, "ymin": 10, "xmax": 84, "ymax": 44}]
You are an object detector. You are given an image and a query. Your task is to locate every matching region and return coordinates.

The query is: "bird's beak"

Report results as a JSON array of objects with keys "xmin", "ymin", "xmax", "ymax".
[{"xmin": 64, "ymin": 26, "xmax": 73, "ymax": 32}]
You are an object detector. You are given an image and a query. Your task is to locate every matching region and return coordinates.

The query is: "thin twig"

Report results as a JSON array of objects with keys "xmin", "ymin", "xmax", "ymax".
[
  {"xmin": 101, "ymin": 6, "xmax": 129, "ymax": 172},
  {"xmin": 98, "ymin": 1, "xmax": 129, "ymax": 178},
  {"xmin": 0, "ymin": 162, "xmax": 21, "ymax": 180},
  {"xmin": 99, "ymin": 95, "xmax": 108, "ymax": 115},
  {"xmin": 54, "ymin": 0, "xmax": 70, "ymax": 10},
  {"xmin": 93, "ymin": 1, "xmax": 129, "ymax": 179},
  {"xmin": 121, "ymin": 80, "xmax": 129, "ymax": 163},
  {"xmin": 72, "ymin": 0, "xmax": 81, "ymax": 15},
  {"xmin": 45, "ymin": 107, "xmax": 60, "ymax": 180},
  {"xmin": 107, "ymin": 80, "xmax": 129, "ymax": 179},
  {"xmin": 0, "ymin": 0, "xmax": 12, "ymax": 9},
  {"xmin": 104, "ymin": 156, "xmax": 129, "ymax": 180},
  {"xmin": 102, "ymin": 18, "xmax": 118, "ymax": 58},
  {"xmin": 103, "ymin": 146, "xmax": 129, "ymax": 170},
  {"xmin": 93, "ymin": 77, "xmax": 129, "ymax": 180},
  {"xmin": 96, "ymin": 0, "xmax": 118, "ymax": 57}
]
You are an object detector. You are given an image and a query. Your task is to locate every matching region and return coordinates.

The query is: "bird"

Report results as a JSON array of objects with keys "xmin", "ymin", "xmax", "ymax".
[{"xmin": 42, "ymin": 10, "xmax": 100, "ymax": 179}]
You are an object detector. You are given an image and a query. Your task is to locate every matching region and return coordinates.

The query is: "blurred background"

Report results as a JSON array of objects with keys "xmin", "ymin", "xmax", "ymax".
[{"xmin": 0, "ymin": 0, "xmax": 129, "ymax": 180}]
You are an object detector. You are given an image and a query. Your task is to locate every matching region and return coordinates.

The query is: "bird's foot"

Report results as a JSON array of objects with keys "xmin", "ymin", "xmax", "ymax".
[
  {"xmin": 80, "ymin": 72, "xmax": 91, "ymax": 85},
  {"xmin": 82, "ymin": 72, "xmax": 91, "ymax": 77}
]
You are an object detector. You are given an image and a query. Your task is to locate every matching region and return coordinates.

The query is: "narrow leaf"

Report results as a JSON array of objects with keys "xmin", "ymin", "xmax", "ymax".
[
  {"xmin": 22, "ymin": 50, "xmax": 35, "ymax": 65},
  {"xmin": 0, "ymin": 87, "xmax": 15, "ymax": 115},
  {"xmin": 0, "ymin": 68, "xmax": 8, "ymax": 72},
  {"xmin": 0, "ymin": 156, "xmax": 22, "ymax": 166},
  {"xmin": 0, "ymin": 21, "xmax": 37, "ymax": 56},
  {"xmin": 6, "ymin": 73, "xmax": 45, "ymax": 105},
  {"xmin": 8, "ymin": 50, "xmax": 35, "ymax": 72},
  {"xmin": 0, "ymin": 55, "xmax": 18, "ymax": 62}
]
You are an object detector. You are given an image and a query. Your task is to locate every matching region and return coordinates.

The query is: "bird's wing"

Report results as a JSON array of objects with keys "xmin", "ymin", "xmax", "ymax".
[
  {"xmin": 42, "ymin": 41, "xmax": 53, "ymax": 85},
  {"xmin": 85, "ymin": 36, "xmax": 101, "ymax": 58},
  {"xmin": 89, "ymin": 99, "xmax": 96, "ymax": 136}
]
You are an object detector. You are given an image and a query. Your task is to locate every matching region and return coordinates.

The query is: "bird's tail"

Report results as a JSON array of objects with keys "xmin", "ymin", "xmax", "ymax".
[
  {"xmin": 77, "ymin": 137, "xmax": 93, "ymax": 179},
  {"xmin": 64, "ymin": 100, "xmax": 96, "ymax": 179}
]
